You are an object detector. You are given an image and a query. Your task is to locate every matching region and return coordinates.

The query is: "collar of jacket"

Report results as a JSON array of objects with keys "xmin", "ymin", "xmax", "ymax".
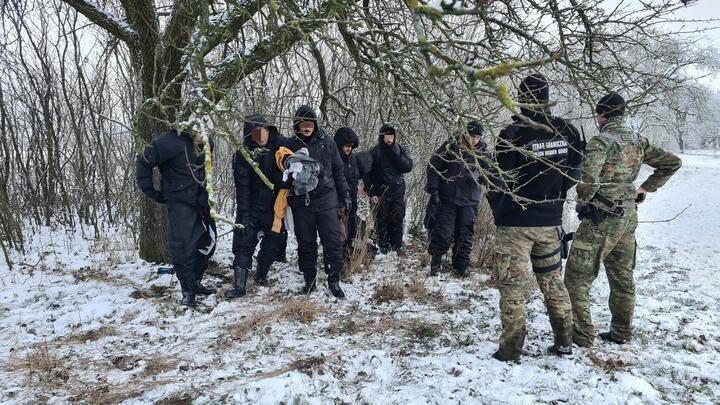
[{"xmin": 599, "ymin": 117, "xmax": 636, "ymax": 143}]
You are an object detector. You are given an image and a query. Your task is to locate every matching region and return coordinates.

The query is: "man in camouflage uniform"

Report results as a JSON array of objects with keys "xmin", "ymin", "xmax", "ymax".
[
  {"xmin": 489, "ymin": 74, "xmax": 584, "ymax": 362},
  {"xmin": 564, "ymin": 93, "xmax": 682, "ymax": 346}
]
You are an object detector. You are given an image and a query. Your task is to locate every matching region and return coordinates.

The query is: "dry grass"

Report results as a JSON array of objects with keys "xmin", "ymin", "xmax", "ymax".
[
  {"xmin": 143, "ymin": 356, "xmax": 177, "ymax": 376},
  {"xmin": 5, "ymin": 342, "xmax": 71, "ymax": 389},
  {"xmin": 372, "ymin": 282, "xmax": 405, "ymax": 303},
  {"xmin": 471, "ymin": 199, "xmax": 497, "ymax": 274},
  {"xmin": 64, "ymin": 326, "xmax": 118, "ymax": 344},
  {"xmin": 407, "ymin": 278, "xmax": 428, "ymax": 298},
  {"xmin": 406, "ymin": 320, "xmax": 442, "ymax": 341},
  {"xmin": 226, "ymin": 298, "xmax": 326, "ymax": 339},
  {"xmin": 130, "ymin": 285, "xmax": 174, "ymax": 300},
  {"xmin": 588, "ymin": 353, "xmax": 629, "ymax": 372},
  {"xmin": 345, "ymin": 218, "xmax": 375, "ymax": 279}
]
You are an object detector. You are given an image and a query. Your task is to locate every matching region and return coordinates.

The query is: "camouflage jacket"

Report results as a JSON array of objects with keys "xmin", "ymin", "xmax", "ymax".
[{"xmin": 577, "ymin": 117, "xmax": 682, "ymax": 205}]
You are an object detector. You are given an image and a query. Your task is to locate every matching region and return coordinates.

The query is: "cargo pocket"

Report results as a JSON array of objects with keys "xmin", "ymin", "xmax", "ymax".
[
  {"xmin": 567, "ymin": 240, "xmax": 599, "ymax": 277},
  {"xmin": 494, "ymin": 252, "xmax": 511, "ymax": 284}
]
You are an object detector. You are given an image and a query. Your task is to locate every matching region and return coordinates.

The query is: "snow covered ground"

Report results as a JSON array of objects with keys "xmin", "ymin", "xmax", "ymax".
[{"xmin": 1, "ymin": 153, "xmax": 719, "ymax": 404}]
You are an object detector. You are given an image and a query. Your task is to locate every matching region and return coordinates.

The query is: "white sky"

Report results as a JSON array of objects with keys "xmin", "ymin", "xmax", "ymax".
[{"xmin": 605, "ymin": 0, "xmax": 720, "ymax": 88}]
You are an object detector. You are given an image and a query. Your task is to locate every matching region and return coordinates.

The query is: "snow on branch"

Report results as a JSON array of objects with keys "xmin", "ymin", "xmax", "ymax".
[{"xmin": 59, "ymin": 0, "xmax": 139, "ymax": 46}]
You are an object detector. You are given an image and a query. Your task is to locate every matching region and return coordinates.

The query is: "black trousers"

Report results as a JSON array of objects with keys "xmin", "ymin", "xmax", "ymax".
[
  {"xmin": 165, "ymin": 203, "xmax": 216, "ymax": 290},
  {"xmin": 428, "ymin": 203, "xmax": 478, "ymax": 272},
  {"xmin": 374, "ymin": 196, "xmax": 405, "ymax": 251},
  {"xmin": 292, "ymin": 204, "xmax": 345, "ymax": 284},
  {"xmin": 232, "ymin": 211, "xmax": 284, "ymax": 271}
]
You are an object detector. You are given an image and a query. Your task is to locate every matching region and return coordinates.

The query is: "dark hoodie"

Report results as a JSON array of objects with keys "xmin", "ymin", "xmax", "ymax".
[
  {"xmin": 364, "ymin": 125, "xmax": 414, "ymax": 201},
  {"xmin": 427, "ymin": 136, "xmax": 489, "ymax": 206},
  {"xmin": 136, "ymin": 129, "xmax": 210, "ymax": 208},
  {"xmin": 286, "ymin": 105, "xmax": 349, "ymax": 210},
  {"xmin": 489, "ymin": 109, "xmax": 583, "ymax": 227},
  {"xmin": 334, "ymin": 127, "xmax": 371, "ymax": 206},
  {"xmin": 233, "ymin": 114, "xmax": 287, "ymax": 217}
]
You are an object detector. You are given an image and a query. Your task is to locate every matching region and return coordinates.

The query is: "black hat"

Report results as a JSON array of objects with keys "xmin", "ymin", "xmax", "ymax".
[
  {"xmin": 379, "ymin": 124, "xmax": 396, "ymax": 136},
  {"xmin": 334, "ymin": 127, "xmax": 359, "ymax": 149},
  {"xmin": 595, "ymin": 93, "xmax": 625, "ymax": 118},
  {"xmin": 243, "ymin": 114, "xmax": 270, "ymax": 136},
  {"xmin": 293, "ymin": 105, "xmax": 318, "ymax": 137},
  {"xmin": 466, "ymin": 120, "xmax": 484, "ymax": 136},
  {"xmin": 518, "ymin": 73, "xmax": 549, "ymax": 104}
]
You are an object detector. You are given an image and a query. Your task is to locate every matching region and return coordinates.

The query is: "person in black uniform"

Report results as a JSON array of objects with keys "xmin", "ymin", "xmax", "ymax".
[
  {"xmin": 364, "ymin": 124, "xmax": 413, "ymax": 255},
  {"xmin": 333, "ymin": 127, "xmax": 371, "ymax": 258},
  {"xmin": 226, "ymin": 114, "xmax": 287, "ymax": 298},
  {"xmin": 136, "ymin": 126, "xmax": 217, "ymax": 307},
  {"xmin": 286, "ymin": 105, "xmax": 351, "ymax": 298},
  {"xmin": 426, "ymin": 121, "xmax": 488, "ymax": 277}
]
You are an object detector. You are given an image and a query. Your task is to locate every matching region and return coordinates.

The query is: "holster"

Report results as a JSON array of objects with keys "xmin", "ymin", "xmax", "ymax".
[
  {"xmin": 577, "ymin": 204, "xmax": 624, "ymax": 226},
  {"xmin": 560, "ymin": 229, "xmax": 575, "ymax": 259}
]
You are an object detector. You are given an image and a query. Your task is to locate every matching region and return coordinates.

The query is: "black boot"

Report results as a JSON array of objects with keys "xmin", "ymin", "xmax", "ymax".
[
  {"xmin": 547, "ymin": 345, "xmax": 573, "ymax": 356},
  {"xmin": 225, "ymin": 266, "xmax": 248, "ymax": 299},
  {"xmin": 328, "ymin": 274, "xmax": 345, "ymax": 299},
  {"xmin": 254, "ymin": 263, "xmax": 270, "ymax": 286},
  {"xmin": 598, "ymin": 331, "xmax": 629, "ymax": 345},
  {"xmin": 453, "ymin": 267, "xmax": 469, "ymax": 278},
  {"xmin": 180, "ymin": 290, "xmax": 196, "ymax": 307},
  {"xmin": 193, "ymin": 280, "xmax": 217, "ymax": 295},
  {"xmin": 300, "ymin": 269, "xmax": 317, "ymax": 295},
  {"xmin": 492, "ymin": 350, "xmax": 520, "ymax": 363},
  {"xmin": 430, "ymin": 254, "xmax": 442, "ymax": 276}
]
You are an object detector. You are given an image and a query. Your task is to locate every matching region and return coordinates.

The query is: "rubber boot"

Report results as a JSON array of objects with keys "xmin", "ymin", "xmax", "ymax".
[
  {"xmin": 180, "ymin": 290, "xmax": 196, "ymax": 307},
  {"xmin": 300, "ymin": 268, "xmax": 317, "ymax": 295},
  {"xmin": 254, "ymin": 263, "xmax": 270, "ymax": 287},
  {"xmin": 225, "ymin": 266, "xmax": 248, "ymax": 299},
  {"xmin": 430, "ymin": 254, "xmax": 442, "ymax": 276},
  {"xmin": 327, "ymin": 273, "xmax": 345, "ymax": 299}
]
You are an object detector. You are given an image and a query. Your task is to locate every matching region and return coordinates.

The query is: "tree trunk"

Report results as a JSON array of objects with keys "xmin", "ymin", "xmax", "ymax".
[{"xmin": 136, "ymin": 103, "xmax": 170, "ymax": 263}]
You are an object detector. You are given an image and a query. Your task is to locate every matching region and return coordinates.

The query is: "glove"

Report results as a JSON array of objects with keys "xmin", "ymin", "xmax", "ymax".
[
  {"xmin": 391, "ymin": 142, "xmax": 401, "ymax": 155},
  {"xmin": 343, "ymin": 191, "xmax": 353, "ymax": 213},
  {"xmin": 148, "ymin": 190, "xmax": 165, "ymax": 204},
  {"xmin": 429, "ymin": 191, "xmax": 440, "ymax": 207}
]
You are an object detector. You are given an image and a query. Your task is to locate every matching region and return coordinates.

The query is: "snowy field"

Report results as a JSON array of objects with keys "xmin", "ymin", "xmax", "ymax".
[{"xmin": 1, "ymin": 153, "xmax": 719, "ymax": 404}]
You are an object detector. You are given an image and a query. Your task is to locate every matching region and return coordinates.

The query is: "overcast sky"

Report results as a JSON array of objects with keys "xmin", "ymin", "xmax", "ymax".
[{"xmin": 604, "ymin": 0, "xmax": 720, "ymax": 88}]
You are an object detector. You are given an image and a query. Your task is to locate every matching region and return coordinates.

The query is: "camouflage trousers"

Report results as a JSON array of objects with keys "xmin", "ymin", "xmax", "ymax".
[
  {"xmin": 494, "ymin": 226, "xmax": 573, "ymax": 358},
  {"xmin": 564, "ymin": 206, "xmax": 638, "ymax": 346}
]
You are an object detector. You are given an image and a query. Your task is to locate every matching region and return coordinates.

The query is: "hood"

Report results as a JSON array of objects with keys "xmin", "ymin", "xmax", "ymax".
[
  {"xmin": 293, "ymin": 105, "xmax": 318, "ymax": 139},
  {"xmin": 378, "ymin": 123, "xmax": 396, "ymax": 145},
  {"xmin": 334, "ymin": 127, "xmax": 359, "ymax": 150},
  {"xmin": 243, "ymin": 114, "xmax": 279, "ymax": 149}
]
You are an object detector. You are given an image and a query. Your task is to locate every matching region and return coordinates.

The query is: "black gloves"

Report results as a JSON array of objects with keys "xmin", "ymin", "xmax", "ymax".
[{"xmin": 391, "ymin": 142, "xmax": 401, "ymax": 155}]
